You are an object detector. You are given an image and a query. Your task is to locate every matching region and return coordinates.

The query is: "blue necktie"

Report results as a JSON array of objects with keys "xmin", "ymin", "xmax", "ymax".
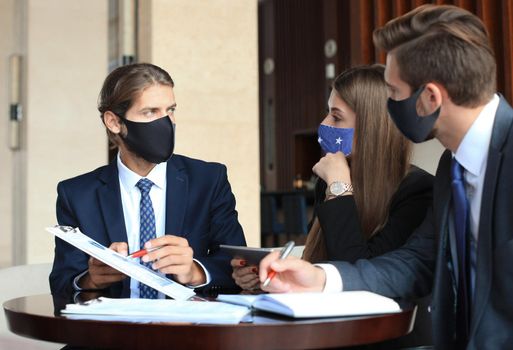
[
  {"xmin": 136, "ymin": 178, "xmax": 158, "ymax": 299},
  {"xmin": 451, "ymin": 158, "xmax": 470, "ymax": 346}
]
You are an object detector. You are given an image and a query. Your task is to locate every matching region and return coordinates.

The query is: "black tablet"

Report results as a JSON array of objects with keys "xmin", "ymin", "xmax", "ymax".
[{"xmin": 219, "ymin": 245, "xmax": 275, "ymax": 265}]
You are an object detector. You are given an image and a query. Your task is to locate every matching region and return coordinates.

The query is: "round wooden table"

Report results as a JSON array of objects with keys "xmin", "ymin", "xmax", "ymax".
[{"xmin": 4, "ymin": 294, "xmax": 416, "ymax": 349}]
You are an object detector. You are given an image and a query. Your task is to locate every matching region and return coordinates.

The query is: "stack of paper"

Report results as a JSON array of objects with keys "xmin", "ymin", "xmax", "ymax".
[
  {"xmin": 217, "ymin": 291, "xmax": 401, "ymax": 318},
  {"xmin": 62, "ymin": 297, "xmax": 250, "ymax": 324}
]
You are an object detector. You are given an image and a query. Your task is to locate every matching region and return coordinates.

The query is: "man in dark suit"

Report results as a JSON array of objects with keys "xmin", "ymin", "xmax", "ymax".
[
  {"xmin": 50, "ymin": 63, "xmax": 246, "ymax": 298},
  {"xmin": 260, "ymin": 5, "xmax": 512, "ymax": 349}
]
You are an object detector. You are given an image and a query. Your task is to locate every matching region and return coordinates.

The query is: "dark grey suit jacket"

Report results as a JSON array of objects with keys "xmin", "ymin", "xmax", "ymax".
[{"xmin": 334, "ymin": 97, "xmax": 513, "ymax": 349}]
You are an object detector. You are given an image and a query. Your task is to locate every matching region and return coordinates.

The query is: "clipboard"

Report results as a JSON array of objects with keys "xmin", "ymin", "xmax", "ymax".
[{"xmin": 47, "ymin": 225, "xmax": 196, "ymax": 301}]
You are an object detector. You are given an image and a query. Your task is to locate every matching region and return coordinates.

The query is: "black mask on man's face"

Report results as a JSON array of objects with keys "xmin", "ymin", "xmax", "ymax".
[
  {"xmin": 120, "ymin": 115, "xmax": 175, "ymax": 164},
  {"xmin": 387, "ymin": 86, "xmax": 440, "ymax": 143}
]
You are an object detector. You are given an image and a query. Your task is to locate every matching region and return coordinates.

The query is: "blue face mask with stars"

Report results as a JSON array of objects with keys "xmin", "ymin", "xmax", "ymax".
[{"xmin": 317, "ymin": 124, "xmax": 354, "ymax": 155}]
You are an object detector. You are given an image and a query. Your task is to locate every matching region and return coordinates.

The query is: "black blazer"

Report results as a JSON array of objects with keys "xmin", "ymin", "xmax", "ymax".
[
  {"xmin": 333, "ymin": 96, "xmax": 513, "ymax": 349},
  {"xmin": 314, "ymin": 166, "xmax": 434, "ymax": 263},
  {"xmin": 50, "ymin": 154, "xmax": 246, "ymax": 297}
]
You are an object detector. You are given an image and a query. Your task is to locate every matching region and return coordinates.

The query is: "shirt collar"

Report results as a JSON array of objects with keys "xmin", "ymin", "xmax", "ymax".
[
  {"xmin": 117, "ymin": 153, "xmax": 167, "ymax": 191},
  {"xmin": 454, "ymin": 94, "xmax": 499, "ymax": 176}
]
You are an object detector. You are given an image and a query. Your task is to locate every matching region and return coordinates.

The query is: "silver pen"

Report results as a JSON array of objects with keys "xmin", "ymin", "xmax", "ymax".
[{"xmin": 262, "ymin": 241, "xmax": 295, "ymax": 287}]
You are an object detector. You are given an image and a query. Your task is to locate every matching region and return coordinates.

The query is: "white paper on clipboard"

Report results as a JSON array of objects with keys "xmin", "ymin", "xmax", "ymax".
[{"xmin": 46, "ymin": 225, "xmax": 196, "ymax": 301}]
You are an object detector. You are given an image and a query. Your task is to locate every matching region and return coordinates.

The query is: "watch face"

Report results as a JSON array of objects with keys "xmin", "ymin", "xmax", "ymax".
[{"xmin": 329, "ymin": 182, "xmax": 345, "ymax": 196}]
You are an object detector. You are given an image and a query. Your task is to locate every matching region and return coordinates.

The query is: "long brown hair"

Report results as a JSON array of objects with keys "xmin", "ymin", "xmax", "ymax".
[
  {"xmin": 343, "ymin": 64, "xmax": 411, "ymax": 237},
  {"xmin": 304, "ymin": 64, "xmax": 412, "ymax": 262}
]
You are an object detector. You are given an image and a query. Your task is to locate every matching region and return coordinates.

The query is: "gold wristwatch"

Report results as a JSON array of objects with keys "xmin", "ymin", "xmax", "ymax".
[{"xmin": 326, "ymin": 181, "xmax": 353, "ymax": 199}]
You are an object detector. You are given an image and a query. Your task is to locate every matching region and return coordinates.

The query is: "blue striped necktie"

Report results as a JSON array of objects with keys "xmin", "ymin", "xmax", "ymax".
[
  {"xmin": 451, "ymin": 158, "xmax": 470, "ymax": 347},
  {"xmin": 136, "ymin": 178, "xmax": 158, "ymax": 299}
]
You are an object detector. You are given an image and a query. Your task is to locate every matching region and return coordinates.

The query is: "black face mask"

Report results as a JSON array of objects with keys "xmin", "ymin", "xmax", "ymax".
[
  {"xmin": 387, "ymin": 86, "xmax": 440, "ymax": 143},
  {"xmin": 120, "ymin": 115, "xmax": 175, "ymax": 164}
]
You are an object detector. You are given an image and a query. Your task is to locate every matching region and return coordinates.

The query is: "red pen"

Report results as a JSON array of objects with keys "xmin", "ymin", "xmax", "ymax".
[
  {"xmin": 262, "ymin": 241, "xmax": 295, "ymax": 287},
  {"xmin": 127, "ymin": 246, "xmax": 163, "ymax": 258}
]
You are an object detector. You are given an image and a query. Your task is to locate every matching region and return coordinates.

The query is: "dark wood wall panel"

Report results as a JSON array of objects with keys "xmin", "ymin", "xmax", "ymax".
[
  {"xmin": 373, "ymin": 0, "xmax": 393, "ymax": 63},
  {"xmin": 453, "ymin": 0, "xmax": 475, "ymax": 11},
  {"xmin": 259, "ymin": 0, "xmax": 513, "ymax": 191},
  {"xmin": 345, "ymin": 0, "xmax": 513, "ymax": 102},
  {"xmin": 502, "ymin": 1, "xmax": 513, "ymax": 101},
  {"xmin": 259, "ymin": 0, "xmax": 276, "ymax": 190},
  {"xmin": 275, "ymin": 0, "xmax": 324, "ymax": 188},
  {"xmin": 349, "ymin": 0, "xmax": 375, "ymax": 65},
  {"xmin": 260, "ymin": 0, "xmax": 325, "ymax": 190},
  {"xmin": 476, "ymin": 1, "xmax": 504, "ymax": 95}
]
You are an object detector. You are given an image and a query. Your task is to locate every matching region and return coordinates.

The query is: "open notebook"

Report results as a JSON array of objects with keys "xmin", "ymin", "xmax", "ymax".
[{"xmin": 217, "ymin": 291, "xmax": 401, "ymax": 318}]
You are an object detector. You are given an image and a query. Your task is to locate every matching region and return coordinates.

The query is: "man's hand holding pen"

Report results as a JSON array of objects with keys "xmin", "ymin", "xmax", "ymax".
[
  {"xmin": 139, "ymin": 235, "xmax": 206, "ymax": 286},
  {"xmin": 259, "ymin": 247, "xmax": 327, "ymax": 293},
  {"xmin": 79, "ymin": 235, "xmax": 205, "ymax": 290}
]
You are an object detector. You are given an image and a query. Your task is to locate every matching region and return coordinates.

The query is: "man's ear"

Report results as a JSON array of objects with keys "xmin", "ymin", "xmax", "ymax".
[
  {"xmin": 417, "ymin": 82, "xmax": 443, "ymax": 116},
  {"xmin": 103, "ymin": 111, "xmax": 122, "ymax": 134}
]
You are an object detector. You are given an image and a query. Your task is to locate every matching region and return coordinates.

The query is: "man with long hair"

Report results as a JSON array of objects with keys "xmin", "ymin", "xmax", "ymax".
[{"xmin": 50, "ymin": 63, "xmax": 246, "ymax": 298}]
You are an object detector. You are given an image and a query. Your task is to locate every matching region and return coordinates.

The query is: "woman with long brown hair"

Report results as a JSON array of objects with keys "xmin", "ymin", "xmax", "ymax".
[
  {"xmin": 232, "ymin": 64, "xmax": 433, "ymax": 290},
  {"xmin": 303, "ymin": 64, "xmax": 433, "ymax": 263}
]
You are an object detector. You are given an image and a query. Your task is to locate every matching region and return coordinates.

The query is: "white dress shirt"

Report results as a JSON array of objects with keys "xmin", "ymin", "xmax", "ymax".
[
  {"xmin": 452, "ymin": 94, "xmax": 499, "ymax": 297},
  {"xmin": 321, "ymin": 94, "xmax": 500, "ymax": 293},
  {"xmin": 117, "ymin": 153, "xmax": 168, "ymax": 298},
  {"xmin": 454, "ymin": 94, "xmax": 499, "ymax": 242}
]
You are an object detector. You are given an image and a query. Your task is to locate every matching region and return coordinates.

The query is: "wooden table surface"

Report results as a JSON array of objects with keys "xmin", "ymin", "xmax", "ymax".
[{"xmin": 4, "ymin": 294, "xmax": 416, "ymax": 350}]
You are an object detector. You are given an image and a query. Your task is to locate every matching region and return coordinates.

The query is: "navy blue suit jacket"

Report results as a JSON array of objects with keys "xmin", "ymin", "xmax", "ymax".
[
  {"xmin": 49, "ymin": 154, "xmax": 246, "ymax": 297},
  {"xmin": 333, "ymin": 97, "xmax": 513, "ymax": 349}
]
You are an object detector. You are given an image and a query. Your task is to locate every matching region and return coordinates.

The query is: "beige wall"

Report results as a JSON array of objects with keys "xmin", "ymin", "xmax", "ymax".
[
  {"xmin": 143, "ymin": 0, "xmax": 261, "ymax": 246},
  {"xmin": 24, "ymin": 0, "xmax": 108, "ymax": 263},
  {"xmin": 0, "ymin": 0, "xmax": 16, "ymax": 267},
  {"xmin": 412, "ymin": 141, "xmax": 446, "ymax": 175},
  {"xmin": 0, "ymin": 0, "xmax": 260, "ymax": 268}
]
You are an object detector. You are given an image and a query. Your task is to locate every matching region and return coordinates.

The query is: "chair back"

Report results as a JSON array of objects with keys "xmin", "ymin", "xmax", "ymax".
[
  {"xmin": 261, "ymin": 195, "xmax": 282, "ymax": 234},
  {"xmin": 0, "ymin": 263, "xmax": 61, "ymax": 349},
  {"xmin": 282, "ymin": 194, "xmax": 308, "ymax": 235}
]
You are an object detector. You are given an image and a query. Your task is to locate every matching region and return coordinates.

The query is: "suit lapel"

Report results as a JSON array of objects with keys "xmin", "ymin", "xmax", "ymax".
[
  {"xmin": 165, "ymin": 156, "xmax": 189, "ymax": 237},
  {"xmin": 471, "ymin": 97, "xmax": 513, "ymax": 334},
  {"xmin": 97, "ymin": 160, "xmax": 128, "ymax": 244},
  {"xmin": 434, "ymin": 150, "xmax": 454, "ymax": 279},
  {"xmin": 431, "ymin": 150, "xmax": 458, "ymax": 347}
]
